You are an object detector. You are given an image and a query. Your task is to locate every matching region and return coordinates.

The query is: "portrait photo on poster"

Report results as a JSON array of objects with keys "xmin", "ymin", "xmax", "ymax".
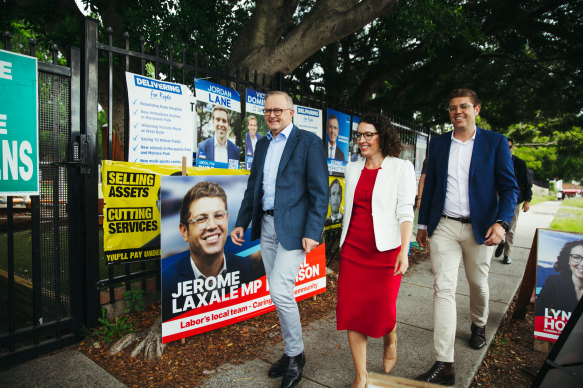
[
  {"xmin": 325, "ymin": 177, "xmax": 345, "ymax": 230},
  {"xmin": 159, "ymin": 175, "xmax": 265, "ymax": 324},
  {"xmin": 349, "ymin": 115, "xmax": 361, "ymax": 163},
  {"xmin": 326, "ymin": 108, "xmax": 350, "ymax": 176},
  {"xmin": 534, "ymin": 229, "xmax": 583, "ymax": 341},
  {"xmin": 244, "ymin": 88, "xmax": 269, "ymax": 170},
  {"xmin": 194, "ymin": 79, "xmax": 242, "ymax": 169}
]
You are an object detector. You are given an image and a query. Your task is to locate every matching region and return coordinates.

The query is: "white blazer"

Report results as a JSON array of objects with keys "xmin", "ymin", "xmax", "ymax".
[{"xmin": 339, "ymin": 156, "xmax": 416, "ymax": 251}]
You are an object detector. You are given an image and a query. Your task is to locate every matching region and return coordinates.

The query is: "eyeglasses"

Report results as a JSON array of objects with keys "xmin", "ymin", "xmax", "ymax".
[
  {"xmin": 447, "ymin": 103, "xmax": 474, "ymax": 112},
  {"xmin": 262, "ymin": 108, "xmax": 291, "ymax": 116},
  {"xmin": 185, "ymin": 210, "xmax": 227, "ymax": 229},
  {"xmin": 570, "ymin": 254, "xmax": 583, "ymax": 264},
  {"xmin": 355, "ymin": 132, "xmax": 379, "ymax": 141}
]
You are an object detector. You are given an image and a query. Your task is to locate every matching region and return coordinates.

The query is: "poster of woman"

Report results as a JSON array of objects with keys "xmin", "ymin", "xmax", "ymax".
[{"xmin": 534, "ymin": 229, "xmax": 583, "ymax": 342}]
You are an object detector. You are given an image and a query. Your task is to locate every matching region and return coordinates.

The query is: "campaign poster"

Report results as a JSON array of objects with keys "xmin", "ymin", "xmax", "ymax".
[
  {"xmin": 324, "ymin": 177, "xmax": 345, "ymax": 231},
  {"xmin": 349, "ymin": 115, "xmax": 361, "ymax": 163},
  {"xmin": 125, "ymin": 72, "xmax": 195, "ymax": 165},
  {"xmin": 100, "ymin": 160, "xmax": 248, "ymax": 264},
  {"xmin": 415, "ymin": 134, "xmax": 428, "ymax": 179},
  {"xmin": 326, "ymin": 108, "xmax": 350, "ymax": 176},
  {"xmin": 399, "ymin": 143, "xmax": 415, "ymax": 164},
  {"xmin": 293, "ymin": 104, "xmax": 323, "ymax": 139},
  {"xmin": 160, "ymin": 175, "xmax": 327, "ymax": 343},
  {"xmin": 244, "ymin": 89, "xmax": 268, "ymax": 170},
  {"xmin": 0, "ymin": 49, "xmax": 39, "ymax": 195},
  {"xmin": 534, "ymin": 229, "xmax": 583, "ymax": 342},
  {"xmin": 194, "ymin": 79, "xmax": 241, "ymax": 169}
]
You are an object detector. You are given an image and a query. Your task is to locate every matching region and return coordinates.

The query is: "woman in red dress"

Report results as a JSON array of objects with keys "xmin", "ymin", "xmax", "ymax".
[{"xmin": 336, "ymin": 114, "xmax": 416, "ymax": 387}]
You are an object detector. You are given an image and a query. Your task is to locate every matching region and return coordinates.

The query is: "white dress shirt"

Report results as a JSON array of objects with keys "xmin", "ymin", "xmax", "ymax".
[
  {"xmin": 214, "ymin": 138, "xmax": 229, "ymax": 163},
  {"xmin": 443, "ymin": 130, "xmax": 475, "ymax": 218},
  {"xmin": 328, "ymin": 142, "xmax": 336, "ymax": 158}
]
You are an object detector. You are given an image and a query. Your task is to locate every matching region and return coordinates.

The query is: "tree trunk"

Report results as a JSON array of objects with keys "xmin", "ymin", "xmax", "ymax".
[{"xmin": 230, "ymin": 0, "xmax": 398, "ymax": 78}]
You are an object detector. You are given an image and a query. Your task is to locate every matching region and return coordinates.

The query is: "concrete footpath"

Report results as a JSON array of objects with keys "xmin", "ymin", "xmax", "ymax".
[{"xmin": 0, "ymin": 201, "xmax": 562, "ymax": 388}]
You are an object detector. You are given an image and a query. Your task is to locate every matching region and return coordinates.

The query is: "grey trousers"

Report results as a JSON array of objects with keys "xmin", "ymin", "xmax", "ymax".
[
  {"xmin": 260, "ymin": 214, "xmax": 306, "ymax": 356},
  {"xmin": 504, "ymin": 204, "xmax": 522, "ymax": 257}
]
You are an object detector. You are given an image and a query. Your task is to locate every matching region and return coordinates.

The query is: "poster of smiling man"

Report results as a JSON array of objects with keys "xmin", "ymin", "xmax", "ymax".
[
  {"xmin": 534, "ymin": 229, "xmax": 583, "ymax": 342},
  {"xmin": 244, "ymin": 89, "xmax": 268, "ymax": 170},
  {"xmin": 325, "ymin": 108, "xmax": 350, "ymax": 176},
  {"xmin": 160, "ymin": 174, "xmax": 327, "ymax": 343},
  {"xmin": 194, "ymin": 79, "xmax": 241, "ymax": 169},
  {"xmin": 324, "ymin": 177, "xmax": 345, "ymax": 230}
]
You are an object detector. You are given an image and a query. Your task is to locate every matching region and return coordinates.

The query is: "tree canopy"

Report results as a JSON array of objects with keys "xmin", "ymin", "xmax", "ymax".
[{"xmin": 2, "ymin": 0, "xmax": 582, "ymax": 180}]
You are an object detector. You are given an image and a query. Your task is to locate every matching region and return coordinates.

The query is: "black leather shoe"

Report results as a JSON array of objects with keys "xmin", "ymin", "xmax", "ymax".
[
  {"xmin": 268, "ymin": 354, "xmax": 289, "ymax": 378},
  {"xmin": 280, "ymin": 352, "xmax": 305, "ymax": 388},
  {"xmin": 415, "ymin": 361, "xmax": 455, "ymax": 386},
  {"xmin": 502, "ymin": 255, "xmax": 512, "ymax": 264},
  {"xmin": 495, "ymin": 242, "xmax": 504, "ymax": 257},
  {"xmin": 469, "ymin": 323, "xmax": 486, "ymax": 349}
]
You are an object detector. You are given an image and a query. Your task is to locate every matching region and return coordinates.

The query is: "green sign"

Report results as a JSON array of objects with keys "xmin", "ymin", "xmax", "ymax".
[{"xmin": 0, "ymin": 49, "xmax": 39, "ymax": 195}]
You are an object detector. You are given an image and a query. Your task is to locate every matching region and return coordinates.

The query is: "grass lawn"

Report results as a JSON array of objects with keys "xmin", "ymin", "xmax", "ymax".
[
  {"xmin": 530, "ymin": 194, "xmax": 556, "ymax": 206},
  {"xmin": 562, "ymin": 197, "xmax": 583, "ymax": 208},
  {"xmin": 550, "ymin": 200, "xmax": 583, "ymax": 232}
]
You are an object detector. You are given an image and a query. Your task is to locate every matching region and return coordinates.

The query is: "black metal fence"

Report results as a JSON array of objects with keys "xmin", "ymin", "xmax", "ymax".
[
  {"xmin": 1, "ymin": 17, "xmax": 429, "ymax": 367},
  {"xmin": 1, "ymin": 38, "xmax": 85, "ymax": 368}
]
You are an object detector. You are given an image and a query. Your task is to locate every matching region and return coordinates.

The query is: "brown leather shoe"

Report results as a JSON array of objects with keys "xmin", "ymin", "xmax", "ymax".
[
  {"xmin": 415, "ymin": 361, "xmax": 455, "ymax": 386},
  {"xmin": 469, "ymin": 323, "xmax": 486, "ymax": 349}
]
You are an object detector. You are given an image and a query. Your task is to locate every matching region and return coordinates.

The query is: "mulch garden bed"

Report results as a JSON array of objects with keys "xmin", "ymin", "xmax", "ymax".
[{"xmin": 74, "ymin": 247, "xmax": 550, "ymax": 387}]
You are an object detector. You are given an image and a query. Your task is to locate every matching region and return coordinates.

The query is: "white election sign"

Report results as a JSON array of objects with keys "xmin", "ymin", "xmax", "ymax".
[
  {"xmin": 126, "ymin": 72, "xmax": 195, "ymax": 165},
  {"xmin": 293, "ymin": 104, "xmax": 322, "ymax": 139}
]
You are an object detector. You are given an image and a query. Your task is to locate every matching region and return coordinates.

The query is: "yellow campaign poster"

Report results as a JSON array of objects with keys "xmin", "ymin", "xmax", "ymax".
[
  {"xmin": 101, "ymin": 160, "xmax": 248, "ymax": 264},
  {"xmin": 324, "ymin": 176, "xmax": 344, "ymax": 231}
]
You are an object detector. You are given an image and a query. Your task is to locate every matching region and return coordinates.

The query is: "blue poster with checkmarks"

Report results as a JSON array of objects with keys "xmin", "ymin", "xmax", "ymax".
[{"xmin": 125, "ymin": 72, "xmax": 195, "ymax": 165}]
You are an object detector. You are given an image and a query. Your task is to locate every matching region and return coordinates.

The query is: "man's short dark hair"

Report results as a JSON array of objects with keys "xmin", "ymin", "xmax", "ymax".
[
  {"xmin": 180, "ymin": 181, "xmax": 227, "ymax": 226},
  {"xmin": 447, "ymin": 88, "xmax": 480, "ymax": 106},
  {"xmin": 211, "ymin": 105, "xmax": 230, "ymax": 121},
  {"xmin": 328, "ymin": 114, "xmax": 338, "ymax": 124}
]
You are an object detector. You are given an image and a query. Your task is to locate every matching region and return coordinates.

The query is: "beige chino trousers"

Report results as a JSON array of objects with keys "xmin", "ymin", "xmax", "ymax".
[{"xmin": 429, "ymin": 217, "xmax": 494, "ymax": 362}]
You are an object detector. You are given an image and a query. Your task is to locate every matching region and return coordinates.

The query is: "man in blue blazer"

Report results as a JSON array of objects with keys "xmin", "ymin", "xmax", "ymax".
[
  {"xmin": 230, "ymin": 91, "xmax": 328, "ymax": 388},
  {"xmin": 197, "ymin": 105, "xmax": 240, "ymax": 166},
  {"xmin": 416, "ymin": 89, "xmax": 518, "ymax": 386}
]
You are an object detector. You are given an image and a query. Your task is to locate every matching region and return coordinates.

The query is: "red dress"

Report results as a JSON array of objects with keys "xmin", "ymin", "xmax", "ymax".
[{"xmin": 336, "ymin": 167, "xmax": 402, "ymax": 338}]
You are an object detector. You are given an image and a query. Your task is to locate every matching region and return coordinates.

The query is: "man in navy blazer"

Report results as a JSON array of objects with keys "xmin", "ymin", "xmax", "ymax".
[
  {"xmin": 197, "ymin": 105, "xmax": 240, "ymax": 166},
  {"xmin": 161, "ymin": 181, "xmax": 263, "ymax": 323},
  {"xmin": 416, "ymin": 89, "xmax": 518, "ymax": 386},
  {"xmin": 231, "ymin": 91, "xmax": 328, "ymax": 388}
]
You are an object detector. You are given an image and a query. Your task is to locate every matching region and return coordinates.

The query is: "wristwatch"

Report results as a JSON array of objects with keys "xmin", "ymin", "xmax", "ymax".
[{"xmin": 496, "ymin": 220, "xmax": 509, "ymax": 232}]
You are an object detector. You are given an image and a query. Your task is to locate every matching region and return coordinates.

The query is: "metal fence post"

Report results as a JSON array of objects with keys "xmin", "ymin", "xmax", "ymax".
[{"xmin": 81, "ymin": 17, "xmax": 101, "ymax": 327}]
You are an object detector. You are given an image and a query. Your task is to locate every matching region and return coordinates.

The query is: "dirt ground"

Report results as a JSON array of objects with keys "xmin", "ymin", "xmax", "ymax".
[{"xmin": 76, "ymin": 249, "xmax": 550, "ymax": 387}]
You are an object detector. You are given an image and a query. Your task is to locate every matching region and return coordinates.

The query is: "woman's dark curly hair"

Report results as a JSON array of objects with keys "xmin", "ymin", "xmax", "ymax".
[
  {"xmin": 553, "ymin": 239, "xmax": 583, "ymax": 275},
  {"xmin": 359, "ymin": 113, "xmax": 402, "ymax": 158}
]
